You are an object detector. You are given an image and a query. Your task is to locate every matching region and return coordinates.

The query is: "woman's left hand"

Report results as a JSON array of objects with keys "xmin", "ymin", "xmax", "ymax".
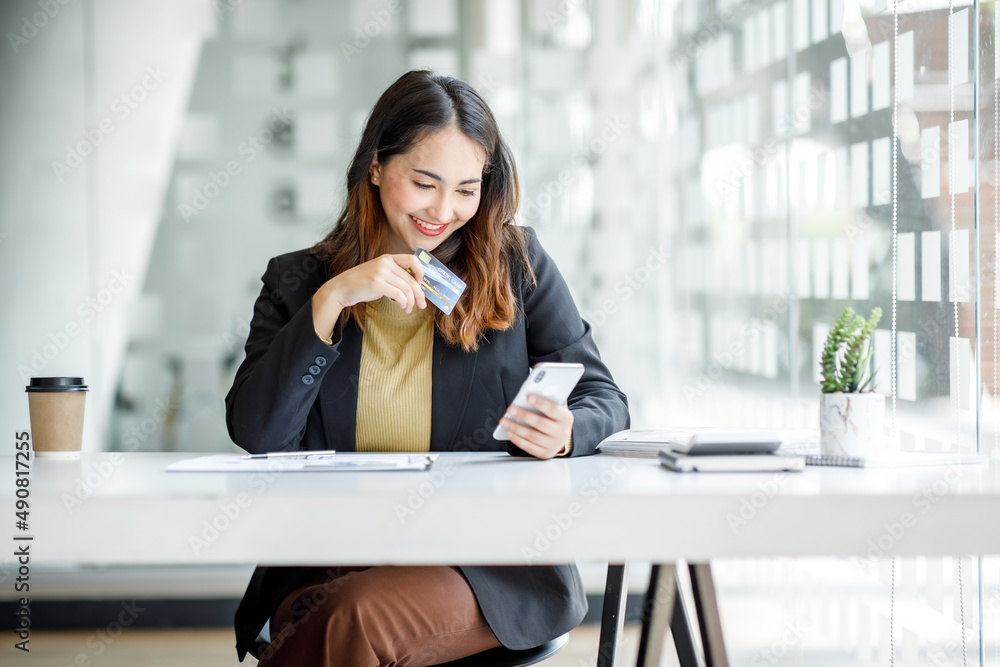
[{"xmin": 501, "ymin": 395, "xmax": 573, "ymax": 460}]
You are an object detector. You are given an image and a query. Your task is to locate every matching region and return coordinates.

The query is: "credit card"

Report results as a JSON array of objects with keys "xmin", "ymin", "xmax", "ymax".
[{"xmin": 412, "ymin": 247, "xmax": 466, "ymax": 315}]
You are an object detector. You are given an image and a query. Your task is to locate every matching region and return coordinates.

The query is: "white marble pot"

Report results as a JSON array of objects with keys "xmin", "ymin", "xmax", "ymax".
[{"xmin": 819, "ymin": 392, "xmax": 886, "ymax": 457}]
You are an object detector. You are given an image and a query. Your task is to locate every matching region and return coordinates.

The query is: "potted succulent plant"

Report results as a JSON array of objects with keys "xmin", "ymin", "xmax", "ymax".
[{"xmin": 819, "ymin": 306, "xmax": 884, "ymax": 457}]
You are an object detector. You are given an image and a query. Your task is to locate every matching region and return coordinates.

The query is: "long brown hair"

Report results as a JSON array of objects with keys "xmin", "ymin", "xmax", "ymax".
[{"xmin": 312, "ymin": 69, "xmax": 534, "ymax": 351}]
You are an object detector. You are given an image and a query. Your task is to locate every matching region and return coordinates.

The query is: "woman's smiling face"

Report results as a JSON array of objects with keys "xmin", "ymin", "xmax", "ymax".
[{"xmin": 371, "ymin": 125, "xmax": 486, "ymax": 255}]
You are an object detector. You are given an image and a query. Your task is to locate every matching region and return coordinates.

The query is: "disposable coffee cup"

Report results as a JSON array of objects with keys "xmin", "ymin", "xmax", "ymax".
[{"xmin": 25, "ymin": 377, "xmax": 88, "ymax": 459}]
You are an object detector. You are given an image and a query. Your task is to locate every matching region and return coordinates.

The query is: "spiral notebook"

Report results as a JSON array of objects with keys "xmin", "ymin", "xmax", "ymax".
[{"xmin": 804, "ymin": 451, "xmax": 987, "ymax": 468}]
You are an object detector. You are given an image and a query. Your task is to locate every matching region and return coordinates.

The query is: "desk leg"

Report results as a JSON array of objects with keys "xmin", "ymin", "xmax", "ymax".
[
  {"xmin": 596, "ymin": 563, "xmax": 629, "ymax": 667},
  {"xmin": 688, "ymin": 563, "xmax": 728, "ymax": 667},
  {"xmin": 635, "ymin": 563, "xmax": 701, "ymax": 667}
]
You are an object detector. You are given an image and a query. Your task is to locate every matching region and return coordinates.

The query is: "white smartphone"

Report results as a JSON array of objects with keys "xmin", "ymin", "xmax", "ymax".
[{"xmin": 493, "ymin": 362, "xmax": 585, "ymax": 440}]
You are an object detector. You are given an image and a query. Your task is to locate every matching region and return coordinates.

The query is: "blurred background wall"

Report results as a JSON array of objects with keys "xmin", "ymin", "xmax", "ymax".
[
  {"xmin": 1, "ymin": 0, "xmax": 215, "ymax": 454},
  {"xmin": 1, "ymin": 0, "xmax": 662, "ymax": 457}
]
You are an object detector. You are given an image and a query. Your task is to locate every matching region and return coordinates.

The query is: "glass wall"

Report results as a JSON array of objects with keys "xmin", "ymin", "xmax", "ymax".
[{"xmin": 658, "ymin": 0, "xmax": 992, "ymax": 663}]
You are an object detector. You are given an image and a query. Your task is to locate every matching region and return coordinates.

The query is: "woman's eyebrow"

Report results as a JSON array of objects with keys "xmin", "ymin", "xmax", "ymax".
[{"xmin": 412, "ymin": 168, "xmax": 481, "ymax": 185}]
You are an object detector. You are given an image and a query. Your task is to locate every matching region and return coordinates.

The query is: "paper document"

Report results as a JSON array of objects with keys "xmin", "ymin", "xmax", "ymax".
[{"xmin": 166, "ymin": 453, "xmax": 437, "ymax": 473}]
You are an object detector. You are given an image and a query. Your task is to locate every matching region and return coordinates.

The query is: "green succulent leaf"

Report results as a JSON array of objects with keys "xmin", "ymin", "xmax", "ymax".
[{"xmin": 820, "ymin": 306, "xmax": 882, "ymax": 394}]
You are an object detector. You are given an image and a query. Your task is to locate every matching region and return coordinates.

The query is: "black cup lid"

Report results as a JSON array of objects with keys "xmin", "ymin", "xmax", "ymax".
[{"xmin": 26, "ymin": 377, "xmax": 88, "ymax": 392}]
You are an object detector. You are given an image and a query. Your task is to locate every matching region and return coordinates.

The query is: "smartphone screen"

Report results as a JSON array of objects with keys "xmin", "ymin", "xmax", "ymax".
[{"xmin": 493, "ymin": 362, "xmax": 585, "ymax": 440}]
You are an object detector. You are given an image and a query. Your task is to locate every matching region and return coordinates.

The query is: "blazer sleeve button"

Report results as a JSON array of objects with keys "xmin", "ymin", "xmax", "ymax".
[
  {"xmin": 314, "ymin": 356, "xmax": 327, "ymax": 367},
  {"xmin": 301, "ymin": 374, "xmax": 315, "ymax": 386},
  {"xmin": 308, "ymin": 365, "xmax": 321, "ymax": 375}
]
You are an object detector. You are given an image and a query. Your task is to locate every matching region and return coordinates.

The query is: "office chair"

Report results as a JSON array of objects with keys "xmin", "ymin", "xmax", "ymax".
[
  {"xmin": 248, "ymin": 564, "xmax": 630, "ymax": 666},
  {"xmin": 428, "ymin": 634, "xmax": 568, "ymax": 667},
  {"xmin": 248, "ymin": 620, "xmax": 568, "ymax": 666},
  {"xmin": 248, "ymin": 621, "xmax": 566, "ymax": 666}
]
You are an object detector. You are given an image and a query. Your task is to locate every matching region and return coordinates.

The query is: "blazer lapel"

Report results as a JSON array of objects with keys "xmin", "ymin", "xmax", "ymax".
[
  {"xmin": 320, "ymin": 322, "xmax": 363, "ymax": 452},
  {"xmin": 430, "ymin": 335, "xmax": 477, "ymax": 451}
]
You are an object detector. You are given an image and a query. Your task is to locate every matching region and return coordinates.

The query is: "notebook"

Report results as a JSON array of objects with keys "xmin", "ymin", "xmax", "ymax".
[
  {"xmin": 658, "ymin": 450, "xmax": 806, "ymax": 473},
  {"xmin": 804, "ymin": 451, "xmax": 988, "ymax": 468},
  {"xmin": 599, "ymin": 428, "xmax": 817, "ymax": 458}
]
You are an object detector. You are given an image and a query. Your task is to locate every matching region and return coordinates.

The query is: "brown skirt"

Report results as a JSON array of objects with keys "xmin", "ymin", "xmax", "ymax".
[{"xmin": 256, "ymin": 565, "xmax": 502, "ymax": 667}]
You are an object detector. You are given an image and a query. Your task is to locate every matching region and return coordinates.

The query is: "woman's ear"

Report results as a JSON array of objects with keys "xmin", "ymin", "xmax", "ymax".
[{"xmin": 369, "ymin": 158, "xmax": 382, "ymax": 185}]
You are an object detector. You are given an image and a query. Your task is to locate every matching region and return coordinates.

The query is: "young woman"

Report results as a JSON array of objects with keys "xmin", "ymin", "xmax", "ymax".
[{"xmin": 227, "ymin": 69, "xmax": 630, "ymax": 666}]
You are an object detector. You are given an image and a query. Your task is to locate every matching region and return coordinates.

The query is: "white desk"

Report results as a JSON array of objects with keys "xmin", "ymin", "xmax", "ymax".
[
  {"xmin": 8, "ymin": 451, "xmax": 999, "ymax": 566},
  {"xmin": 8, "ymin": 451, "xmax": 998, "ymax": 667}
]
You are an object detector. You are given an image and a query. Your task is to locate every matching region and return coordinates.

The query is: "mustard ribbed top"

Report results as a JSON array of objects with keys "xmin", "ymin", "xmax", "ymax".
[{"xmin": 355, "ymin": 297, "xmax": 434, "ymax": 452}]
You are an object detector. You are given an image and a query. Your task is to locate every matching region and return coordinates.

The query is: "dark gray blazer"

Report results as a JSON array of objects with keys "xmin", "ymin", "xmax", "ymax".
[{"xmin": 226, "ymin": 226, "xmax": 630, "ymax": 660}]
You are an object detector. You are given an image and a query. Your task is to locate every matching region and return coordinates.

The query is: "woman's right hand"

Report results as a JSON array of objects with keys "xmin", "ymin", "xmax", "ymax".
[{"xmin": 313, "ymin": 254, "xmax": 428, "ymax": 342}]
